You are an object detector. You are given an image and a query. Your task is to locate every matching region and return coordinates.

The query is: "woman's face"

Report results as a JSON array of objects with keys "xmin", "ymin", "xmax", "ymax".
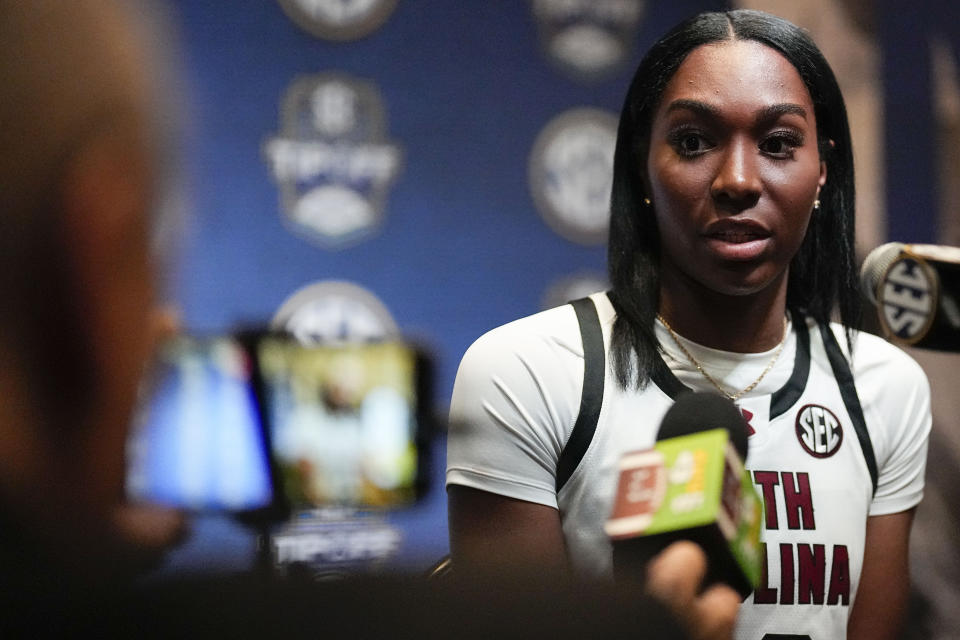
[{"xmin": 646, "ymin": 39, "xmax": 826, "ymax": 300}]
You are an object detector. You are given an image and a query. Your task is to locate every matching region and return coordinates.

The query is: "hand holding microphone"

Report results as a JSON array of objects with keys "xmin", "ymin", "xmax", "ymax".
[
  {"xmin": 605, "ymin": 392, "xmax": 764, "ymax": 598},
  {"xmin": 646, "ymin": 541, "xmax": 740, "ymax": 640}
]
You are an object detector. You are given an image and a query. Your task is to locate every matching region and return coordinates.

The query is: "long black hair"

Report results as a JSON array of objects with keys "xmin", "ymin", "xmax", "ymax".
[{"xmin": 607, "ymin": 9, "xmax": 859, "ymax": 390}]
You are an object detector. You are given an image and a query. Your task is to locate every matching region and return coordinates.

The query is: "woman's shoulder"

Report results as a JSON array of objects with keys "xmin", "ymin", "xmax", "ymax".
[
  {"xmin": 825, "ymin": 321, "xmax": 929, "ymax": 388},
  {"xmin": 459, "ymin": 302, "xmax": 585, "ymax": 372},
  {"xmin": 450, "ymin": 301, "xmax": 589, "ymax": 449}
]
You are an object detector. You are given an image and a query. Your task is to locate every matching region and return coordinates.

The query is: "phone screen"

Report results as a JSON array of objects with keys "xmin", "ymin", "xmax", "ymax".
[
  {"xmin": 256, "ymin": 338, "xmax": 421, "ymax": 509},
  {"xmin": 126, "ymin": 336, "xmax": 275, "ymax": 512}
]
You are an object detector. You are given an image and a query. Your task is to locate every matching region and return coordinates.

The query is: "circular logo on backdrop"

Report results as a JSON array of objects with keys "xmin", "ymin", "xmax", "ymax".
[
  {"xmin": 878, "ymin": 255, "xmax": 938, "ymax": 344},
  {"xmin": 795, "ymin": 404, "xmax": 843, "ymax": 459},
  {"xmin": 263, "ymin": 74, "xmax": 403, "ymax": 249},
  {"xmin": 272, "ymin": 280, "xmax": 399, "ymax": 345},
  {"xmin": 530, "ymin": 0, "xmax": 645, "ymax": 81},
  {"xmin": 276, "ymin": 0, "xmax": 398, "ymax": 41},
  {"xmin": 529, "ymin": 108, "xmax": 618, "ymax": 245}
]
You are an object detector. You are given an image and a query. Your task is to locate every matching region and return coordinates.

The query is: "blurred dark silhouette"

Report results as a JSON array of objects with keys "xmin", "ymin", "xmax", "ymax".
[{"xmin": 0, "ymin": 2, "xmax": 723, "ymax": 637}]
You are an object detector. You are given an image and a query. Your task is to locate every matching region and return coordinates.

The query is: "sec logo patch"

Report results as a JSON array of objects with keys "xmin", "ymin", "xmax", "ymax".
[{"xmin": 795, "ymin": 404, "xmax": 843, "ymax": 458}]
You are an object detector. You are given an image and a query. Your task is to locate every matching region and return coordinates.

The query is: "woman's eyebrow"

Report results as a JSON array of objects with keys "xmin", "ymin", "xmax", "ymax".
[
  {"xmin": 754, "ymin": 103, "xmax": 808, "ymax": 124},
  {"xmin": 665, "ymin": 99, "xmax": 720, "ymax": 118},
  {"xmin": 664, "ymin": 100, "xmax": 809, "ymax": 125}
]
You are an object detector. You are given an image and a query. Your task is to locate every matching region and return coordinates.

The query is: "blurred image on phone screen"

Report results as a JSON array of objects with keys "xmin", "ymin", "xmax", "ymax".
[
  {"xmin": 126, "ymin": 336, "xmax": 274, "ymax": 512},
  {"xmin": 257, "ymin": 339, "xmax": 420, "ymax": 509}
]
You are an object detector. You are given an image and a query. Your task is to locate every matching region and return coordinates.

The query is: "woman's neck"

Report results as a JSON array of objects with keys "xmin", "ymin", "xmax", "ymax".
[{"xmin": 658, "ymin": 274, "xmax": 790, "ymax": 353}]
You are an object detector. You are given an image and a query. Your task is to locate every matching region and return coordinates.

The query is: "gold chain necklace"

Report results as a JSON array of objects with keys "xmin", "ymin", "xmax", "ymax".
[{"xmin": 656, "ymin": 314, "xmax": 789, "ymax": 402}]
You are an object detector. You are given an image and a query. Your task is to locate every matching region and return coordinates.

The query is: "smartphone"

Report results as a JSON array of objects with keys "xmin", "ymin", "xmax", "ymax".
[
  {"xmin": 125, "ymin": 333, "xmax": 430, "ymax": 518},
  {"xmin": 125, "ymin": 335, "xmax": 277, "ymax": 514},
  {"xmin": 255, "ymin": 336, "xmax": 429, "ymax": 510}
]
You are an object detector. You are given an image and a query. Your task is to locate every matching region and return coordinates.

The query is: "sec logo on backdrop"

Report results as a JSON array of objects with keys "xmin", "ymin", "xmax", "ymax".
[
  {"xmin": 276, "ymin": 0, "xmax": 398, "ymax": 41},
  {"xmin": 272, "ymin": 280, "xmax": 399, "ymax": 345},
  {"xmin": 528, "ymin": 108, "xmax": 618, "ymax": 246}
]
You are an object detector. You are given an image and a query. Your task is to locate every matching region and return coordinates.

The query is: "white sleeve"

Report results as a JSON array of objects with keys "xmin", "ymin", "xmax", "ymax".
[
  {"xmin": 445, "ymin": 307, "xmax": 584, "ymax": 509},
  {"xmin": 851, "ymin": 333, "xmax": 932, "ymax": 516}
]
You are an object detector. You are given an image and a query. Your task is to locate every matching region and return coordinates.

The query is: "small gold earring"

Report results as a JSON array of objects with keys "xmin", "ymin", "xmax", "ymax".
[
  {"xmin": 813, "ymin": 199, "xmax": 821, "ymax": 210},
  {"xmin": 643, "ymin": 198, "xmax": 652, "ymax": 207}
]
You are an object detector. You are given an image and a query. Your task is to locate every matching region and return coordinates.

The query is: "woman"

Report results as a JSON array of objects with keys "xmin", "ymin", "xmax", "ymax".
[{"xmin": 446, "ymin": 9, "xmax": 930, "ymax": 640}]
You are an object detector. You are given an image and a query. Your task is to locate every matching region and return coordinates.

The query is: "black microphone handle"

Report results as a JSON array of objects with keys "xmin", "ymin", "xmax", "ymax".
[{"xmin": 611, "ymin": 524, "xmax": 755, "ymax": 598}]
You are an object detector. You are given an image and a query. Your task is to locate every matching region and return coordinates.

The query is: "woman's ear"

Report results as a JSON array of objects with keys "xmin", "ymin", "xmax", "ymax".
[
  {"xmin": 818, "ymin": 139, "xmax": 832, "ymax": 190},
  {"xmin": 639, "ymin": 168, "xmax": 654, "ymax": 207}
]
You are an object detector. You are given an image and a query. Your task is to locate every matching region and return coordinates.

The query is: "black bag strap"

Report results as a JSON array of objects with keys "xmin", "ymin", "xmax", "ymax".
[
  {"xmin": 818, "ymin": 323, "xmax": 878, "ymax": 494},
  {"xmin": 556, "ymin": 297, "xmax": 605, "ymax": 493}
]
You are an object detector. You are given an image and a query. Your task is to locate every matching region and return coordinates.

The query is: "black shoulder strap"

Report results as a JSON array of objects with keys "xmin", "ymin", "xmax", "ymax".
[
  {"xmin": 769, "ymin": 309, "xmax": 812, "ymax": 420},
  {"xmin": 818, "ymin": 323, "xmax": 878, "ymax": 494},
  {"xmin": 556, "ymin": 297, "xmax": 605, "ymax": 493}
]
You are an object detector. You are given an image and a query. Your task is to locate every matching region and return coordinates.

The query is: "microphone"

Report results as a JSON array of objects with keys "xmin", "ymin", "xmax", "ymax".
[
  {"xmin": 604, "ymin": 392, "xmax": 763, "ymax": 598},
  {"xmin": 860, "ymin": 242, "xmax": 960, "ymax": 350}
]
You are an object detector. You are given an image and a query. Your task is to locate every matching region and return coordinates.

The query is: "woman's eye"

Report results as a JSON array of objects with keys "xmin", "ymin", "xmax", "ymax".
[
  {"xmin": 681, "ymin": 135, "xmax": 703, "ymax": 153},
  {"xmin": 759, "ymin": 133, "xmax": 802, "ymax": 157},
  {"xmin": 670, "ymin": 131, "xmax": 712, "ymax": 157}
]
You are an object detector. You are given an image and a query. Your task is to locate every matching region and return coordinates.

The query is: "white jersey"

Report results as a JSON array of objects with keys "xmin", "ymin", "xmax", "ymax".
[{"xmin": 447, "ymin": 292, "xmax": 930, "ymax": 640}]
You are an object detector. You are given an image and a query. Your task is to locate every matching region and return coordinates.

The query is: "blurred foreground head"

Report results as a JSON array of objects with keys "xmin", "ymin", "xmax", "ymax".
[{"xmin": 0, "ymin": 0, "xmax": 181, "ymax": 584}]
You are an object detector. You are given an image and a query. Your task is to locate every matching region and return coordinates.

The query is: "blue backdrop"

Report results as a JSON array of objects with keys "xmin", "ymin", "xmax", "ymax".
[{"xmin": 158, "ymin": 0, "xmax": 959, "ymax": 576}]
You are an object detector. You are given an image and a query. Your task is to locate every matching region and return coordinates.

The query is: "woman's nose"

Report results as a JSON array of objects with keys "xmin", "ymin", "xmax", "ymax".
[{"xmin": 710, "ymin": 138, "xmax": 761, "ymax": 210}]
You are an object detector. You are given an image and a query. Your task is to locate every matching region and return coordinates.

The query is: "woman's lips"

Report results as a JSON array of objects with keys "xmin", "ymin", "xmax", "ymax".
[{"xmin": 703, "ymin": 222, "xmax": 771, "ymax": 261}]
